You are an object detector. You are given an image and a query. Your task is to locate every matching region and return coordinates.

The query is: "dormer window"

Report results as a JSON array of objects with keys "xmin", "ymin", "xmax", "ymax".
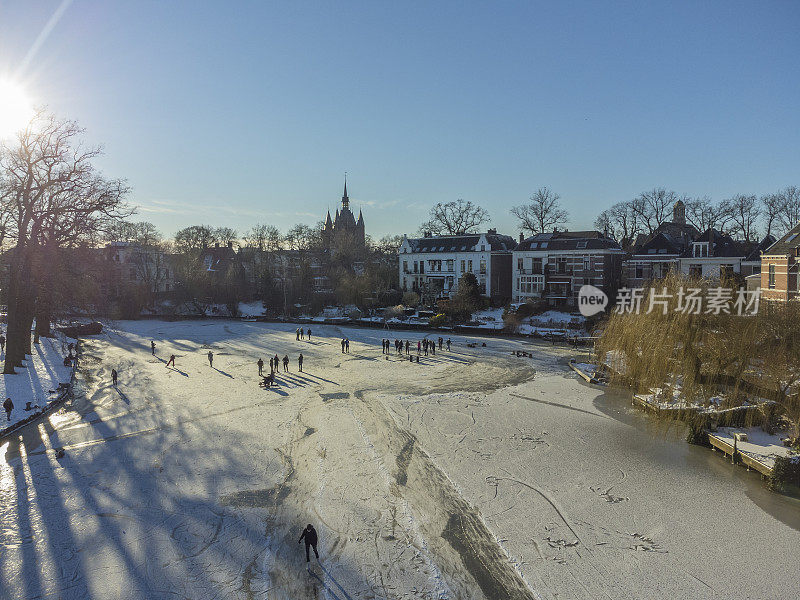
[{"xmin": 693, "ymin": 242, "xmax": 709, "ymax": 258}]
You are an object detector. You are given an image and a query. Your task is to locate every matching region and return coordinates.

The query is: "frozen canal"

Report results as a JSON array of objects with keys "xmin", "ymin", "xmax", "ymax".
[{"xmin": 1, "ymin": 320, "xmax": 798, "ymax": 599}]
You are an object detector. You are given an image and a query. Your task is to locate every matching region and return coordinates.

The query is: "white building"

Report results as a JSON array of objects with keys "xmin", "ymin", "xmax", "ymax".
[
  {"xmin": 398, "ymin": 230, "xmax": 516, "ymax": 303},
  {"xmin": 512, "ymin": 231, "xmax": 624, "ymax": 306}
]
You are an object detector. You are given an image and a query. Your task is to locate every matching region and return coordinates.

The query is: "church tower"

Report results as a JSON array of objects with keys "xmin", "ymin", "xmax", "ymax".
[{"xmin": 323, "ymin": 176, "xmax": 365, "ymax": 253}]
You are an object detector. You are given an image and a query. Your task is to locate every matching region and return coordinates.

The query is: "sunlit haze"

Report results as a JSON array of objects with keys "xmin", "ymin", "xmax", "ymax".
[{"xmin": 0, "ymin": 79, "xmax": 33, "ymax": 139}]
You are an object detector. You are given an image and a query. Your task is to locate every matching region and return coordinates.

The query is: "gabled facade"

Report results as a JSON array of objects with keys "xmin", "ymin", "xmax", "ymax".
[
  {"xmin": 761, "ymin": 222, "xmax": 800, "ymax": 302},
  {"xmin": 677, "ymin": 229, "xmax": 752, "ymax": 280},
  {"xmin": 512, "ymin": 230, "xmax": 624, "ymax": 306},
  {"xmin": 398, "ymin": 229, "xmax": 517, "ymax": 303}
]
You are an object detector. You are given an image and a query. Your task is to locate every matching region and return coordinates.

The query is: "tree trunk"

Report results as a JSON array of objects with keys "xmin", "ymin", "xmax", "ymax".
[{"xmin": 3, "ymin": 246, "xmax": 25, "ymax": 373}]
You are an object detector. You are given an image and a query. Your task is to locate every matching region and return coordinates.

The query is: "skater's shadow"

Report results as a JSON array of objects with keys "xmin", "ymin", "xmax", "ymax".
[
  {"xmin": 212, "ymin": 367, "xmax": 233, "ymax": 379},
  {"xmin": 166, "ymin": 367, "xmax": 189, "ymax": 377},
  {"xmin": 115, "ymin": 388, "xmax": 130, "ymax": 405},
  {"xmin": 302, "ymin": 372, "xmax": 338, "ymax": 386},
  {"xmin": 309, "ymin": 565, "xmax": 355, "ymax": 600}
]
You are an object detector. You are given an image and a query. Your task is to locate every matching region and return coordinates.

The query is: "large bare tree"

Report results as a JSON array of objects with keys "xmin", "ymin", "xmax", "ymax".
[
  {"xmin": 419, "ymin": 199, "xmax": 490, "ymax": 236},
  {"xmin": 723, "ymin": 194, "xmax": 761, "ymax": 242},
  {"xmin": 777, "ymin": 186, "xmax": 800, "ymax": 235},
  {"xmin": 174, "ymin": 225, "xmax": 217, "ymax": 254},
  {"xmin": 511, "ymin": 187, "xmax": 568, "ymax": 235},
  {"xmin": 630, "ymin": 188, "xmax": 679, "ymax": 234},
  {"xmin": 243, "ymin": 224, "xmax": 283, "ymax": 252},
  {"xmin": 594, "ymin": 200, "xmax": 641, "ymax": 249},
  {"xmin": 0, "ymin": 110, "xmax": 130, "ymax": 372},
  {"xmin": 684, "ymin": 196, "xmax": 730, "ymax": 233}
]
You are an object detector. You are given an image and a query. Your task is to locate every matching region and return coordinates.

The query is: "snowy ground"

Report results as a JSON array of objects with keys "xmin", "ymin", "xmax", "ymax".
[
  {"xmin": 0, "ymin": 334, "xmax": 74, "ymax": 431},
  {"xmin": 1, "ymin": 320, "xmax": 799, "ymax": 599}
]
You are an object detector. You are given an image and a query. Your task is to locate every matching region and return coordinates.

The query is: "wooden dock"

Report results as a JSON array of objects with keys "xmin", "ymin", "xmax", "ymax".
[
  {"xmin": 568, "ymin": 360, "xmax": 599, "ymax": 384},
  {"xmin": 707, "ymin": 432, "xmax": 774, "ymax": 478}
]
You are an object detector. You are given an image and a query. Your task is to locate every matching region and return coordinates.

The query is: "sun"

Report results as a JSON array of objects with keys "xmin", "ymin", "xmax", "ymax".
[{"xmin": 0, "ymin": 79, "xmax": 34, "ymax": 139}]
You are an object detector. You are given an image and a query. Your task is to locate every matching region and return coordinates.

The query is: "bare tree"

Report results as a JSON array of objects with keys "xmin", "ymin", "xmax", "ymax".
[
  {"xmin": 723, "ymin": 194, "xmax": 761, "ymax": 242},
  {"xmin": 0, "ymin": 110, "xmax": 130, "ymax": 371},
  {"xmin": 419, "ymin": 199, "xmax": 490, "ymax": 236},
  {"xmin": 174, "ymin": 225, "xmax": 217, "ymax": 254},
  {"xmin": 684, "ymin": 196, "xmax": 729, "ymax": 233},
  {"xmin": 243, "ymin": 224, "xmax": 283, "ymax": 252},
  {"xmin": 594, "ymin": 200, "xmax": 641, "ymax": 248},
  {"xmin": 214, "ymin": 226, "xmax": 238, "ymax": 247},
  {"xmin": 777, "ymin": 186, "xmax": 800, "ymax": 235},
  {"xmin": 511, "ymin": 188, "xmax": 568, "ymax": 235},
  {"xmin": 630, "ymin": 188, "xmax": 678, "ymax": 234},
  {"xmin": 761, "ymin": 193, "xmax": 786, "ymax": 239}
]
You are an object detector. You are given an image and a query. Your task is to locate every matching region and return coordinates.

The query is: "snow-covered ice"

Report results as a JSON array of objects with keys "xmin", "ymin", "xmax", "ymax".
[{"xmin": 0, "ymin": 320, "xmax": 798, "ymax": 599}]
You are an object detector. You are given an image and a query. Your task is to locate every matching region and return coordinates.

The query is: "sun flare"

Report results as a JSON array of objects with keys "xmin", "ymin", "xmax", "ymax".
[{"xmin": 0, "ymin": 79, "xmax": 34, "ymax": 139}]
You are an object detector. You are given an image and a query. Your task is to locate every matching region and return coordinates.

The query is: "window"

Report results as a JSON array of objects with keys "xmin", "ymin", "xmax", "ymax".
[
  {"xmin": 693, "ymin": 242, "xmax": 709, "ymax": 258},
  {"xmin": 768, "ymin": 264, "xmax": 775, "ymax": 289},
  {"xmin": 413, "ymin": 261, "xmax": 418, "ymax": 273},
  {"xmin": 720, "ymin": 265, "xmax": 734, "ymax": 279},
  {"xmin": 583, "ymin": 256, "xmax": 591, "ymax": 271},
  {"xmin": 635, "ymin": 265, "xmax": 644, "ymax": 279},
  {"xmin": 447, "ymin": 259, "xmax": 454, "ymax": 272},
  {"xmin": 517, "ymin": 258, "xmax": 524, "ymax": 271},
  {"xmin": 576, "ymin": 241, "xmax": 587, "ymax": 249},
  {"xmin": 420, "ymin": 261, "xmax": 425, "ymax": 273},
  {"xmin": 479, "ymin": 259, "xmax": 486, "ymax": 274},
  {"xmin": 689, "ymin": 264, "xmax": 702, "ymax": 278},
  {"xmin": 531, "ymin": 258, "xmax": 543, "ymax": 274},
  {"xmin": 460, "ymin": 260, "xmax": 466, "ymax": 272},
  {"xmin": 468, "ymin": 260, "xmax": 473, "ymax": 272},
  {"xmin": 403, "ymin": 260, "xmax": 408, "ymax": 273},
  {"xmin": 481, "ymin": 245, "xmax": 486, "ymax": 251}
]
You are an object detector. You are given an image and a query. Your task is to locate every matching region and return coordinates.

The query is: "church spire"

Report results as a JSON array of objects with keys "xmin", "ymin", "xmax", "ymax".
[{"xmin": 342, "ymin": 174, "xmax": 349, "ymax": 209}]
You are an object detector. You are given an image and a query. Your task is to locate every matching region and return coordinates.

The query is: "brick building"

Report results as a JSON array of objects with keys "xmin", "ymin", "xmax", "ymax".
[{"xmin": 761, "ymin": 223, "xmax": 800, "ymax": 302}]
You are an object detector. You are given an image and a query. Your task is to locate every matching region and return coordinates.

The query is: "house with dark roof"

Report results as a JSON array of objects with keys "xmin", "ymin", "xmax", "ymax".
[
  {"xmin": 623, "ymin": 200, "xmax": 700, "ymax": 286},
  {"xmin": 398, "ymin": 229, "xmax": 517, "ymax": 303},
  {"xmin": 760, "ymin": 222, "xmax": 800, "ymax": 302},
  {"xmin": 512, "ymin": 230, "xmax": 624, "ymax": 307},
  {"xmin": 676, "ymin": 229, "xmax": 764, "ymax": 280}
]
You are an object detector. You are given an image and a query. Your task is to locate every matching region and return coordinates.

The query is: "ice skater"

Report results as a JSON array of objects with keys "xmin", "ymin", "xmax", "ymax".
[
  {"xmin": 345, "ymin": 338, "xmax": 350, "ymax": 353},
  {"xmin": 166, "ymin": 354, "xmax": 176, "ymax": 368},
  {"xmin": 283, "ymin": 355, "xmax": 289, "ymax": 372},
  {"xmin": 274, "ymin": 354, "xmax": 279, "ymax": 373},
  {"xmin": 446, "ymin": 338, "xmax": 451, "ymax": 351},
  {"xmin": 300, "ymin": 328, "xmax": 305, "ymax": 340},
  {"xmin": 151, "ymin": 341, "xmax": 156, "ymax": 355},
  {"xmin": 298, "ymin": 524, "xmax": 320, "ymax": 565},
  {"xmin": 207, "ymin": 351, "xmax": 214, "ymax": 367},
  {"xmin": 3, "ymin": 397, "xmax": 13, "ymax": 421},
  {"xmin": 261, "ymin": 372, "xmax": 274, "ymax": 388},
  {"xmin": 111, "ymin": 369, "xmax": 118, "ymax": 386},
  {"xmin": 258, "ymin": 358, "xmax": 264, "ymax": 376},
  {"xmin": 298, "ymin": 353, "xmax": 303, "ymax": 372},
  {"xmin": 307, "ymin": 328, "xmax": 311, "ymax": 341},
  {"xmin": 341, "ymin": 338, "xmax": 346, "ymax": 353},
  {"xmin": 296, "ymin": 328, "xmax": 300, "ymax": 341},
  {"xmin": 438, "ymin": 337, "xmax": 443, "ymax": 350}
]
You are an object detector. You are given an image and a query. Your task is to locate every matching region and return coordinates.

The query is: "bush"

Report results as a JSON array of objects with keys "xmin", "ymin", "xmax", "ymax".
[
  {"xmin": 402, "ymin": 291, "xmax": 420, "ymax": 306},
  {"xmin": 429, "ymin": 313, "xmax": 446, "ymax": 328}
]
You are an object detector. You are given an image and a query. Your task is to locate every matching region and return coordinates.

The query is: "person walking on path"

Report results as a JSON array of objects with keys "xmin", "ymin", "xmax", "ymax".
[
  {"xmin": 166, "ymin": 354, "xmax": 176, "ymax": 368},
  {"xmin": 307, "ymin": 328, "xmax": 311, "ymax": 341},
  {"xmin": 298, "ymin": 524, "xmax": 319, "ymax": 564},
  {"xmin": 296, "ymin": 328, "xmax": 300, "ymax": 341},
  {"xmin": 207, "ymin": 351, "xmax": 214, "ymax": 368},
  {"xmin": 283, "ymin": 355, "xmax": 289, "ymax": 372},
  {"xmin": 4, "ymin": 397, "xmax": 13, "ymax": 421},
  {"xmin": 345, "ymin": 338, "xmax": 350, "ymax": 353},
  {"xmin": 0, "ymin": 334, "xmax": 5, "ymax": 353},
  {"xmin": 151, "ymin": 341, "xmax": 156, "ymax": 355},
  {"xmin": 341, "ymin": 338, "xmax": 346, "ymax": 353},
  {"xmin": 438, "ymin": 337, "xmax": 443, "ymax": 350},
  {"xmin": 258, "ymin": 358, "xmax": 264, "ymax": 376},
  {"xmin": 111, "ymin": 369, "xmax": 118, "ymax": 386},
  {"xmin": 446, "ymin": 338, "xmax": 451, "ymax": 351},
  {"xmin": 298, "ymin": 353, "xmax": 304, "ymax": 372}
]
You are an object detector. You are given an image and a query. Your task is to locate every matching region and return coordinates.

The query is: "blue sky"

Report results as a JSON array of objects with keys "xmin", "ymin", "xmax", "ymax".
[{"xmin": 1, "ymin": 1, "xmax": 798, "ymax": 239}]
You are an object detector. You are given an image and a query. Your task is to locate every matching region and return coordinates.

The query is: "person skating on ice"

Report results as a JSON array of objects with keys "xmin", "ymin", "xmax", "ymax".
[
  {"xmin": 258, "ymin": 358, "xmax": 264, "ymax": 376},
  {"xmin": 207, "ymin": 351, "xmax": 213, "ymax": 367},
  {"xmin": 111, "ymin": 369, "xmax": 118, "ymax": 386},
  {"xmin": 298, "ymin": 524, "xmax": 320, "ymax": 566},
  {"xmin": 298, "ymin": 353, "xmax": 303, "ymax": 372},
  {"xmin": 151, "ymin": 340, "xmax": 156, "ymax": 355},
  {"xmin": 283, "ymin": 355, "xmax": 289, "ymax": 372},
  {"xmin": 166, "ymin": 354, "xmax": 175, "ymax": 368},
  {"xmin": 3, "ymin": 397, "xmax": 13, "ymax": 421}
]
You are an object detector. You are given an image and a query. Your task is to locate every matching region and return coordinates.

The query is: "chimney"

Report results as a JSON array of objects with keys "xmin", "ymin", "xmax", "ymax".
[
  {"xmin": 487, "ymin": 228, "xmax": 497, "ymax": 235},
  {"xmin": 228, "ymin": 241, "xmax": 233, "ymax": 249},
  {"xmin": 519, "ymin": 232, "xmax": 524, "ymax": 243}
]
